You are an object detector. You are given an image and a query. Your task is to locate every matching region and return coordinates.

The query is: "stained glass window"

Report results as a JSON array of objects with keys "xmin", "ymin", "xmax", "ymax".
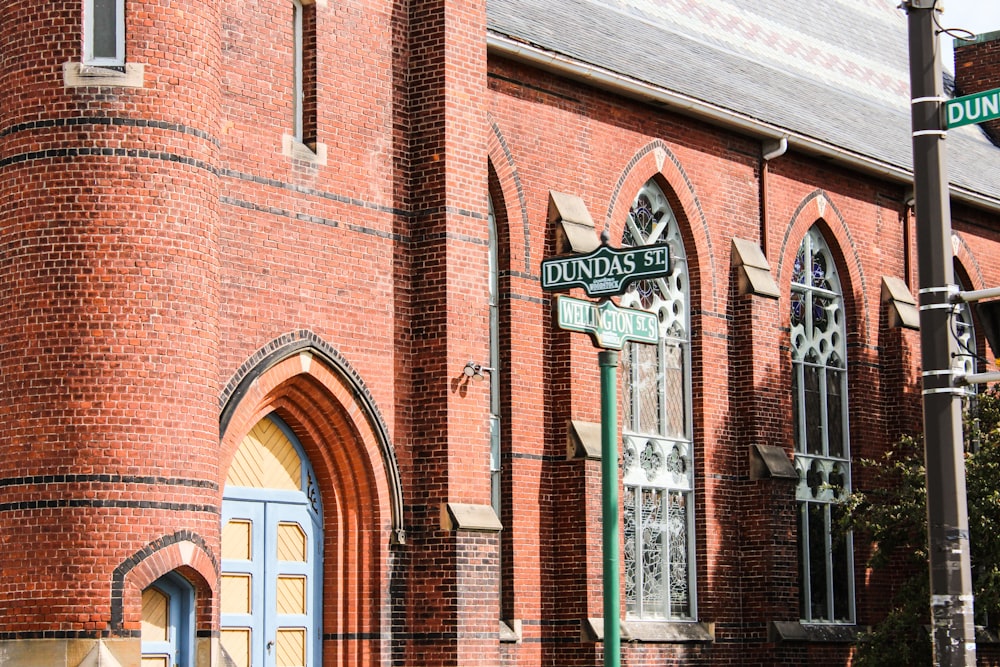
[
  {"xmin": 953, "ymin": 272, "xmax": 983, "ymax": 455},
  {"xmin": 621, "ymin": 179, "xmax": 695, "ymax": 620},
  {"xmin": 791, "ymin": 227, "xmax": 854, "ymax": 623}
]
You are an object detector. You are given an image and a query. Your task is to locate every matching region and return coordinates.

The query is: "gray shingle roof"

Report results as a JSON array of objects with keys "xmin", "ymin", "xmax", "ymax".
[{"xmin": 488, "ymin": 0, "xmax": 1000, "ymax": 206}]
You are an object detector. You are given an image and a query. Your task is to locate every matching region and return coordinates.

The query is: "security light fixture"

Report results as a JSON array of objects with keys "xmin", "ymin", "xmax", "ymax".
[{"xmin": 463, "ymin": 361, "xmax": 494, "ymax": 381}]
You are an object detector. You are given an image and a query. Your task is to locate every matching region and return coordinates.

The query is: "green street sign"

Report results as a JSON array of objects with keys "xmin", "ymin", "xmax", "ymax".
[
  {"xmin": 946, "ymin": 87, "xmax": 1000, "ymax": 129},
  {"xmin": 541, "ymin": 244, "xmax": 670, "ymax": 297},
  {"xmin": 555, "ymin": 295, "xmax": 658, "ymax": 350}
]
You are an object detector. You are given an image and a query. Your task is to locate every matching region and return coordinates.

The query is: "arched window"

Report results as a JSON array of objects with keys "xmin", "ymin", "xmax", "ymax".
[
  {"xmin": 620, "ymin": 178, "xmax": 695, "ymax": 620},
  {"xmin": 141, "ymin": 572, "xmax": 194, "ymax": 667},
  {"xmin": 488, "ymin": 195, "xmax": 501, "ymax": 522},
  {"xmin": 953, "ymin": 270, "xmax": 984, "ymax": 454},
  {"xmin": 791, "ymin": 226, "xmax": 854, "ymax": 623},
  {"xmin": 141, "ymin": 572, "xmax": 195, "ymax": 667},
  {"xmin": 220, "ymin": 414, "xmax": 322, "ymax": 667},
  {"xmin": 954, "ymin": 271, "xmax": 979, "ymax": 397}
]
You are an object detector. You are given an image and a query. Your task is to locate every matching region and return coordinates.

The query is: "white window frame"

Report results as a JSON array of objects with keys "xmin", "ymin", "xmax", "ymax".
[
  {"xmin": 620, "ymin": 179, "xmax": 697, "ymax": 621},
  {"xmin": 791, "ymin": 226, "xmax": 855, "ymax": 624},
  {"xmin": 488, "ymin": 197, "xmax": 502, "ymax": 518},
  {"xmin": 84, "ymin": 0, "xmax": 125, "ymax": 67}
]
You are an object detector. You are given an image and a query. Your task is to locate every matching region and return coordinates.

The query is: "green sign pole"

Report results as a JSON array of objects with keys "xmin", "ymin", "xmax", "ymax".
[
  {"xmin": 599, "ymin": 349, "xmax": 620, "ymax": 667},
  {"xmin": 541, "ymin": 236, "xmax": 669, "ymax": 667}
]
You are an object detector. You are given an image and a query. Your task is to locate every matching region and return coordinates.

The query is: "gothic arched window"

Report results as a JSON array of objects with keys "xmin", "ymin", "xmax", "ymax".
[
  {"xmin": 791, "ymin": 226, "xmax": 854, "ymax": 623},
  {"xmin": 620, "ymin": 179, "xmax": 695, "ymax": 620}
]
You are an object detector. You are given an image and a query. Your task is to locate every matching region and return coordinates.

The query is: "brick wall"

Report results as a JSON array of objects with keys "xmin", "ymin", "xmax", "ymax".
[
  {"xmin": 2, "ymin": 1, "xmax": 1000, "ymax": 666},
  {"xmin": 482, "ymin": 53, "xmax": 991, "ymax": 665},
  {"xmin": 0, "ymin": 0, "xmax": 223, "ymax": 647}
]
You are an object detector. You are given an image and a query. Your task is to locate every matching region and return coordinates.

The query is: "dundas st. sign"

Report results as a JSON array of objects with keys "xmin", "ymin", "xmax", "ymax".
[
  {"xmin": 946, "ymin": 87, "xmax": 1000, "ymax": 129},
  {"xmin": 539, "ymin": 231, "xmax": 672, "ymax": 665},
  {"xmin": 540, "ymin": 243, "xmax": 670, "ymax": 297},
  {"xmin": 540, "ymin": 240, "xmax": 671, "ymax": 350}
]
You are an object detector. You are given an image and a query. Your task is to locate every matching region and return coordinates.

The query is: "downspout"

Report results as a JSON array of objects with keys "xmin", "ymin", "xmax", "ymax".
[{"xmin": 760, "ymin": 136, "xmax": 788, "ymax": 258}]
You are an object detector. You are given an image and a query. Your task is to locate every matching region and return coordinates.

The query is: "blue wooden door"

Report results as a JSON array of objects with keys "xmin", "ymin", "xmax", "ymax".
[
  {"xmin": 220, "ymin": 415, "xmax": 322, "ymax": 667},
  {"xmin": 221, "ymin": 498, "xmax": 319, "ymax": 667}
]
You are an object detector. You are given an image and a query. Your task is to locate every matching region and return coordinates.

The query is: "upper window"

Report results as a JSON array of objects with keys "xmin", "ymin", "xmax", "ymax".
[
  {"xmin": 790, "ymin": 226, "xmax": 854, "ymax": 623},
  {"xmin": 489, "ymin": 194, "xmax": 510, "ymax": 626},
  {"xmin": 620, "ymin": 179, "xmax": 696, "ymax": 621},
  {"xmin": 84, "ymin": 0, "xmax": 125, "ymax": 66},
  {"xmin": 488, "ymin": 196, "xmax": 502, "ymax": 520},
  {"xmin": 293, "ymin": 0, "xmax": 317, "ymax": 147}
]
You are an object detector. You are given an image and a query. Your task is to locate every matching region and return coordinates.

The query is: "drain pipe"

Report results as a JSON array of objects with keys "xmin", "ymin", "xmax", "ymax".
[{"xmin": 760, "ymin": 136, "xmax": 788, "ymax": 258}]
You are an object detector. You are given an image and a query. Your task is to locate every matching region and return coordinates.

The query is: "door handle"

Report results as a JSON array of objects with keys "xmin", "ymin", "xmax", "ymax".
[{"xmin": 267, "ymin": 639, "xmax": 274, "ymax": 653}]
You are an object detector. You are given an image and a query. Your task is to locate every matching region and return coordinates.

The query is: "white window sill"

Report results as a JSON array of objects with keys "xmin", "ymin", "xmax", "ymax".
[{"xmin": 500, "ymin": 619, "xmax": 522, "ymax": 643}]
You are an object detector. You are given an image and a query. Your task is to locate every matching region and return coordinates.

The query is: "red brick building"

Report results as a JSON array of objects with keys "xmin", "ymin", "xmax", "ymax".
[{"xmin": 2, "ymin": 0, "xmax": 1000, "ymax": 665}]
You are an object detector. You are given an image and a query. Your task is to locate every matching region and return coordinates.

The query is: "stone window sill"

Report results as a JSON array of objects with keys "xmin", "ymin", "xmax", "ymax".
[
  {"xmin": 64, "ymin": 62, "xmax": 144, "ymax": 88},
  {"xmin": 500, "ymin": 619, "xmax": 522, "ymax": 643},
  {"xmin": 584, "ymin": 618, "xmax": 714, "ymax": 643},
  {"xmin": 283, "ymin": 134, "xmax": 328, "ymax": 166},
  {"xmin": 770, "ymin": 620, "xmax": 860, "ymax": 643}
]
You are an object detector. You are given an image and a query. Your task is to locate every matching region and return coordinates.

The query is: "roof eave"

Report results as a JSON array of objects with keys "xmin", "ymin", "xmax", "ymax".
[{"xmin": 488, "ymin": 32, "xmax": 1000, "ymax": 214}]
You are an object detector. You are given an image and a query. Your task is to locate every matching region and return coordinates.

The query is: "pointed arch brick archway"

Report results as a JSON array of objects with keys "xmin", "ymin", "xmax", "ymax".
[{"xmin": 219, "ymin": 331, "xmax": 404, "ymax": 666}]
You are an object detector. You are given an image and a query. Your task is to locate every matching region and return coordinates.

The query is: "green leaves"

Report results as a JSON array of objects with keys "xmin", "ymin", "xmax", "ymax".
[{"xmin": 843, "ymin": 387, "xmax": 1000, "ymax": 664}]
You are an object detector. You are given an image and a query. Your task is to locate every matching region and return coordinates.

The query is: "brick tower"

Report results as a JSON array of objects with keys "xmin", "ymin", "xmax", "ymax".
[{"xmin": 0, "ymin": 1, "xmax": 222, "ymax": 663}]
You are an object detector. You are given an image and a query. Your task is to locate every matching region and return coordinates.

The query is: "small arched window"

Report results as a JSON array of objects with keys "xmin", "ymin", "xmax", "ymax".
[{"xmin": 141, "ymin": 572, "xmax": 195, "ymax": 667}]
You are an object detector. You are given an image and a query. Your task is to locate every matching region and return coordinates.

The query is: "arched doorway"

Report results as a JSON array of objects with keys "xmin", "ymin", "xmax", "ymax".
[
  {"xmin": 220, "ymin": 415, "xmax": 322, "ymax": 667},
  {"xmin": 218, "ymin": 334, "xmax": 404, "ymax": 666}
]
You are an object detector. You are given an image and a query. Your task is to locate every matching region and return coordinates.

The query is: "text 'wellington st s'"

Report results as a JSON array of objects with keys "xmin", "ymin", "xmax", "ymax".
[{"xmin": 555, "ymin": 296, "xmax": 658, "ymax": 350}]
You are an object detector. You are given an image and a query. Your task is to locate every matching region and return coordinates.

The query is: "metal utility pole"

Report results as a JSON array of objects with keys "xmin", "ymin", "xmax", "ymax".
[{"xmin": 904, "ymin": 2, "xmax": 977, "ymax": 664}]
